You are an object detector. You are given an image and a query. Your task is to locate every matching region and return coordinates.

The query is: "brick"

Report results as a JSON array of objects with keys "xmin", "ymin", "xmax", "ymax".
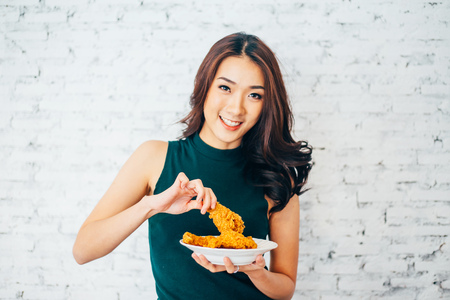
[
  {"xmin": 299, "ymin": 241, "xmax": 332, "ymax": 256},
  {"xmin": 315, "ymin": 83, "xmax": 364, "ymax": 96},
  {"xmin": 338, "ymin": 276, "xmax": 388, "ymax": 291},
  {"xmin": 387, "ymin": 237, "xmax": 446, "ymax": 255},
  {"xmin": 59, "ymin": 113, "xmax": 108, "ymax": 130},
  {"xmin": 98, "ymin": 28, "xmax": 143, "ymax": 41},
  {"xmin": 369, "ymin": 82, "xmax": 419, "ymax": 95},
  {"xmin": 334, "ymin": 239, "xmax": 382, "ymax": 256},
  {"xmin": 122, "ymin": 10, "xmax": 167, "ymax": 23},
  {"xmin": 363, "ymin": 257, "xmax": 408, "ymax": 273},
  {"xmin": 442, "ymin": 279, "xmax": 450, "ymax": 289},
  {"xmin": 319, "ymin": 295, "xmax": 360, "ymax": 300},
  {"xmin": 418, "ymin": 150, "xmax": 450, "ymax": 165},
  {"xmin": 367, "ymin": 290, "xmax": 418, "ymax": 300},
  {"xmin": 14, "ymin": 80, "xmax": 63, "ymax": 95},
  {"xmin": 119, "ymin": 290, "xmax": 157, "ymax": 300},
  {"xmin": 0, "ymin": 0, "xmax": 39, "ymax": 5},
  {"xmin": 367, "ymin": 225, "xmax": 449, "ymax": 237},
  {"xmin": 416, "ymin": 285, "xmax": 447, "ymax": 300},
  {"xmin": 24, "ymin": 11, "xmax": 67, "ymax": 23},
  {"xmin": 391, "ymin": 274, "xmax": 435, "ymax": 288},
  {"xmin": 361, "ymin": 114, "xmax": 413, "ymax": 132},
  {"xmin": 387, "ymin": 206, "xmax": 450, "ymax": 223},
  {"xmin": 415, "ymin": 260, "xmax": 450, "ymax": 273},
  {"xmin": 309, "ymin": 114, "xmax": 363, "ymax": 132},
  {"xmin": 48, "ymin": 29, "xmax": 97, "ymax": 43},
  {"xmin": 0, "ymin": 62, "xmax": 40, "ymax": 77},
  {"xmin": 11, "ymin": 114, "xmax": 59, "ymax": 130},
  {"xmin": 312, "ymin": 223, "xmax": 364, "ymax": 238},
  {"xmin": 409, "ymin": 188, "xmax": 450, "ymax": 201},
  {"xmin": 0, "ymin": 6, "xmax": 21, "ymax": 22},
  {"xmin": 339, "ymin": 98, "xmax": 390, "ymax": 113},
  {"xmin": 298, "ymin": 259, "xmax": 312, "ymax": 274},
  {"xmin": 45, "ymin": 0, "xmax": 89, "ymax": 6},
  {"xmin": 358, "ymin": 187, "xmax": 408, "ymax": 203},
  {"xmin": 0, "ymin": 166, "xmax": 32, "ymax": 182},
  {"xmin": 5, "ymin": 30, "xmax": 48, "ymax": 41},
  {"xmin": 421, "ymin": 85, "xmax": 450, "ymax": 96},
  {"xmin": 70, "ymin": 9, "xmax": 119, "ymax": 23},
  {"xmin": 297, "ymin": 275, "xmax": 336, "ymax": 291},
  {"xmin": 413, "ymin": 115, "xmax": 450, "ymax": 133},
  {"xmin": 314, "ymin": 258, "xmax": 360, "ymax": 274},
  {"xmin": 392, "ymin": 97, "xmax": 440, "ymax": 114},
  {"xmin": 68, "ymin": 290, "xmax": 118, "ymax": 300},
  {"xmin": 0, "ymin": 235, "xmax": 34, "ymax": 252}
]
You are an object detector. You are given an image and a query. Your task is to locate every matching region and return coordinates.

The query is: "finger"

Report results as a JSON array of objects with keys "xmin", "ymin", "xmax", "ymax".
[
  {"xmin": 197, "ymin": 254, "xmax": 214, "ymax": 270},
  {"xmin": 176, "ymin": 172, "xmax": 189, "ymax": 189},
  {"xmin": 186, "ymin": 198, "xmax": 203, "ymax": 211},
  {"xmin": 223, "ymin": 257, "xmax": 237, "ymax": 274},
  {"xmin": 184, "ymin": 193, "xmax": 201, "ymax": 211},
  {"xmin": 200, "ymin": 189, "xmax": 211, "ymax": 215},
  {"xmin": 195, "ymin": 181, "xmax": 205, "ymax": 203},
  {"xmin": 253, "ymin": 254, "xmax": 266, "ymax": 268},
  {"xmin": 187, "ymin": 179, "xmax": 205, "ymax": 201},
  {"xmin": 209, "ymin": 189, "xmax": 217, "ymax": 210},
  {"xmin": 191, "ymin": 253, "xmax": 202, "ymax": 264},
  {"xmin": 193, "ymin": 254, "xmax": 225, "ymax": 273}
]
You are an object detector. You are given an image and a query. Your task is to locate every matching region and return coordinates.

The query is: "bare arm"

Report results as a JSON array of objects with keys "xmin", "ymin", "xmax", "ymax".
[
  {"xmin": 73, "ymin": 141, "xmax": 216, "ymax": 265},
  {"xmin": 245, "ymin": 194, "xmax": 300, "ymax": 299}
]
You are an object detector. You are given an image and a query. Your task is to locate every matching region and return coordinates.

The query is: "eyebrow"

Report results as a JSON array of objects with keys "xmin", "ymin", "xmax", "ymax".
[{"xmin": 217, "ymin": 76, "xmax": 265, "ymax": 90}]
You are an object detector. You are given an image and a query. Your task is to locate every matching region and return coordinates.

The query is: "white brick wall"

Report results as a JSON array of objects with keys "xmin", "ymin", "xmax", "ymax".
[{"xmin": 1, "ymin": 1, "xmax": 449, "ymax": 299}]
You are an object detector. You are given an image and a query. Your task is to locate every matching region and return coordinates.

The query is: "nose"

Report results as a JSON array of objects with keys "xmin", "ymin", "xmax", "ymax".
[{"xmin": 225, "ymin": 92, "xmax": 245, "ymax": 116}]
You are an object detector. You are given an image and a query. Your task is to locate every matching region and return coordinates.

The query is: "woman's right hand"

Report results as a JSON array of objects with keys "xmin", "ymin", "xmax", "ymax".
[{"xmin": 146, "ymin": 172, "xmax": 217, "ymax": 216}]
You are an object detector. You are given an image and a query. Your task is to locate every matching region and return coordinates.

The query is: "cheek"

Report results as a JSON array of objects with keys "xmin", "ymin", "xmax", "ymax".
[
  {"xmin": 203, "ymin": 98, "xmax": 216, "ymax": 118},
  {"xmin": 251, "ymin": 104, "xmax": 264, "ymax": 123},
  {"xmin": 204, "ymin": 94, "xmax": 222, "ymax": 113}
]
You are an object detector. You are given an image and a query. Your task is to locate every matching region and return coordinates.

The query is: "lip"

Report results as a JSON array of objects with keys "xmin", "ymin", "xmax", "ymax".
[{"xmin": 219, "ymin": 116, "xmax": 243, "ymax": 131}]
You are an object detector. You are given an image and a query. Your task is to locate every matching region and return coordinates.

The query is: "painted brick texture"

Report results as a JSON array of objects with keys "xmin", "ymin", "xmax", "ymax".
[{"xmin": 1, "ymin": 1, "xmax": 449, "ymax": 299}]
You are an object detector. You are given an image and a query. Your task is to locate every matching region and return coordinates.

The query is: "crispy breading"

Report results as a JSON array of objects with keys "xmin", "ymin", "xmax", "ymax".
[
  {"xmin": 182, "ymin": 203, "xmax": 257, "ymax": 249},
  {"xmin": 182, "ymin": 231, "xmax": 257, "ymax": 249},
  {"xmin": 216, "ymin": 230, "xmax": 257, "ymax": 249},
  {"xmin": 207, "ymin": 203, "xmax": 245, "ymax": 234},
  {"xmin": 182, "ymin": 232, "xmax": 221, "ymax": 248}
]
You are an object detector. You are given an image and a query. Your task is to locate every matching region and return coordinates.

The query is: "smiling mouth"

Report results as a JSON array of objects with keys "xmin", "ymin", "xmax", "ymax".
[{"xmin": 220, "ymin": 116, "xmax": 242, "ymax": 127}]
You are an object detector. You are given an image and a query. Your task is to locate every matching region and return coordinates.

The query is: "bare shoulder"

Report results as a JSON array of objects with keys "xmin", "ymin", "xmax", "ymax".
[
  {"xmin": 136, "ymin": 140, "xmax": 169, "ymax": 194},
  {"xmin": 269, "ymin": 194, "xmax": 299, "ymax": 223},
  {"xmin": 138, "ymin": 140, "xmax": 168, "ymax": 156}
]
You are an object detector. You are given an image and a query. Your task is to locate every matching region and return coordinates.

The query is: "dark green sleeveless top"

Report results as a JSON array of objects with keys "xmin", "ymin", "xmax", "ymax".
[{"xmin": 148, "ymin": 133, "xmax": 271, "ymax": 300}]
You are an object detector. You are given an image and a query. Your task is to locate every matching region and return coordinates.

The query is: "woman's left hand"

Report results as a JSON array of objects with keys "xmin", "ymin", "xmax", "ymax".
[{"xmin": 191, "ymin": 253, "xmax": 266, "ymax": 274}]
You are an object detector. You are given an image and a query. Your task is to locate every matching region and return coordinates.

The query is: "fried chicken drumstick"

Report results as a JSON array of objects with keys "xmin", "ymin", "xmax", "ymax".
[
  {"xmin": 208, "ymin": 202, "xmax": 245, "ymax": 234},
  {"xmin": 182, "ymin": 203, "xmax": 257, "ymax": 249}
]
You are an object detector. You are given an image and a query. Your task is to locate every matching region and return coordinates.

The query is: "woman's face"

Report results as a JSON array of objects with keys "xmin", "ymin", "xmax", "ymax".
[{"xmin": 199, "ymin": 55, "xmax": 265, "ymax": 149}]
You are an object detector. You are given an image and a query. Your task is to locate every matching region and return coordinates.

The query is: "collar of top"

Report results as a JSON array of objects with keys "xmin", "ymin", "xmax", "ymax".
[{"xmin": 191, "ymin": 132, "xmax": 244, "ymax": 162}]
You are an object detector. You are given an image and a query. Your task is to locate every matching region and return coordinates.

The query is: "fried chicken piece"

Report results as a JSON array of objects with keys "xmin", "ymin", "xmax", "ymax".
[
  {"xmin": 183, "ymin": 231, "xmax": 257, "ymax": 249},
  {"xmin": 217, "ymin": 231, "xmax": 257, "ymax": 249},
  {"xmin": 182, "ymin": 232, "xmax": 221, "ymax": 248},
  {"xmin": 207, "ymin": 203, "xmax": 245, "ymax": 234},
  {"xmin": 183, "ymin": 203, "xmax": 257, "ymax": 249}
]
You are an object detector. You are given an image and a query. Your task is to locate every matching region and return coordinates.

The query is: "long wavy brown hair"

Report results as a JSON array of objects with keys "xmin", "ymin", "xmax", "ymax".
[{"xmin": 180, "ymin": 32, "xmax": 312, "ymax": 214}]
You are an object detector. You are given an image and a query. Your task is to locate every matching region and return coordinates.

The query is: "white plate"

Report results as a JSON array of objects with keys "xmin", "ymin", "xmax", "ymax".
[{"xmin": 180, "ymin": 237, "xmax": 278, "ymax": 266}]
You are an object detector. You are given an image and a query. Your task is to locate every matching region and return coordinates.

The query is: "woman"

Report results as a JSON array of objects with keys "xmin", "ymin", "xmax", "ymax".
[{"xmin": 73, "ymin": 32, "xmax": 312, "ymax": 300}]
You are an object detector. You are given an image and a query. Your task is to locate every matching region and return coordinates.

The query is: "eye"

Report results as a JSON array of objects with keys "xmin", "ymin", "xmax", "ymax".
[
  {"xmin": 219, "ymin": 85, "xmax": 230, "ymax": 92},
  {"xmin": 249, "ymin": 93, "xmax": 262, "ymax": 100}
]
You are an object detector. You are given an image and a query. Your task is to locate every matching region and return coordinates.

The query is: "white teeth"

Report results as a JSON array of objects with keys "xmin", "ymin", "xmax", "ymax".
[{"xmin": 220, "ymin": 116, "xmax": 241, "ymax": 127}]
